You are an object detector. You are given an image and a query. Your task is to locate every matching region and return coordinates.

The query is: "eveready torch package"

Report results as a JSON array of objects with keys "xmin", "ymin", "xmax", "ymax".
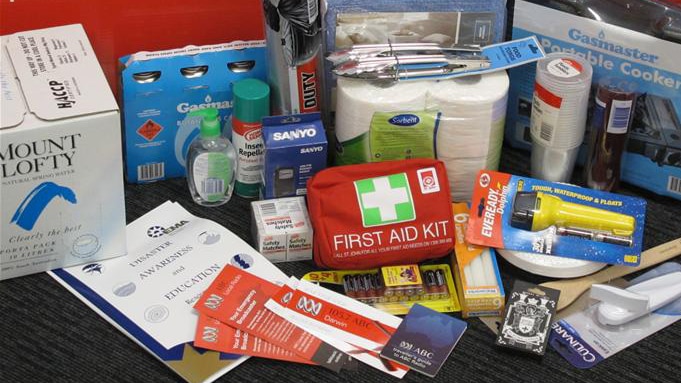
[
  {"xmin": 465, "ymin": 171, "xmax": 646, "ymax": 266},
  {"xmin": 306, "ymin": 159, "xmax": 454, "ymax": 269}
]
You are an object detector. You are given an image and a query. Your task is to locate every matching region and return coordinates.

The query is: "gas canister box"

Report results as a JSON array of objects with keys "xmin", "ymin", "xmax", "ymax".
[
  {"xmin": 1, "ymin": 24, "xmax": 127, "ymax": 280},
  {"xmin": 119, "ymin": 41, "xmax": 267, "ymax": 183},
  {"xmin": 261, "ymin": 113, "xmax": 327, "ymax": 200}
]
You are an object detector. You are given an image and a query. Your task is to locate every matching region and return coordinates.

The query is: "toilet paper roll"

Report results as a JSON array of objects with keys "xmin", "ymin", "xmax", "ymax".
[
  {"xmin": 441, "ymin": 156, "xmax": 491, "ymax": 201},
  {"xmin": 429, "ymin": 75, "xmax": 508, "ymax": 154},
  {"xmin": 427, "ymin": 72, "xmax": 509, "ymax": 108},
  {"xmin": 430, "ymin": 72, "xmax": 509, "ymax": 200},
  {"xmin": 334, "ymin": 72, "xmax": 509, "ymax": 197},
  {"xmin": 335, "ymin": 78, "xmax": 428, "ymax": 143}
]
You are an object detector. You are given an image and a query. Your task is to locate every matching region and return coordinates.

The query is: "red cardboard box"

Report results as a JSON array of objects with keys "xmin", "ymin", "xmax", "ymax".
[{"xmin": 0, "ymin": 0, "xmax": 264, "ymax": 95}]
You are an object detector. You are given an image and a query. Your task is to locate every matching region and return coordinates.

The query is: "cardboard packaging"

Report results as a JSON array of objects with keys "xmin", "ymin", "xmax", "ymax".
[
  {"xmin": 1, "ymin": 0, "xmax": 266, "ymax": 95},
  {"xmin": 119, "ymin": 41, "xmax": 267, "ymax": 183},
  {"xmin": 452, "ymin": 203, "xmax": 505, "ymax": 318},
  {"xmin": 251, "ymin": 197, "xmax": 313, "ymax": 262},
  {"xmin": 466, "ymin": 170, "xmax": 646, "ymax": 266},
  {"xmin": 1, "ymin": 24, "xmax": 127, "ymax": 280},
  {"xmin": 261, "ymin": 113, "xmax": 327, "ymax": 199},
  {"xmin": 505, "ymin": 0, "xmax": 681, "ymax": 200}
]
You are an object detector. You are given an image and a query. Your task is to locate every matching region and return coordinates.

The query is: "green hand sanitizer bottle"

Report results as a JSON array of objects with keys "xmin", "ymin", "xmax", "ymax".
[{"xmin": 186, "ymin": 108, "xmax": 236, "ymax": 206}]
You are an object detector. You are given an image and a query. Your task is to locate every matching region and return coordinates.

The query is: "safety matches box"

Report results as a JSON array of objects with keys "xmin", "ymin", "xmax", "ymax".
[
  {"xmin": 251, "ymin": 197, "xmax": 313, "ymax": 262},
  {"xmin": 0, "ymin": 24, "xmax": 127, "ymax": 280},
  {"xmin": 465, "ymin": 171, "xmax": 646, "ymax": 266}
]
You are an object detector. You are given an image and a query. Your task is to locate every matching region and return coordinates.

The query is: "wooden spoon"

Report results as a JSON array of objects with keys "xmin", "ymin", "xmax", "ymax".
[{"xmin": 541, "ymin": 237, "xmax": 681, "ymax": 311}]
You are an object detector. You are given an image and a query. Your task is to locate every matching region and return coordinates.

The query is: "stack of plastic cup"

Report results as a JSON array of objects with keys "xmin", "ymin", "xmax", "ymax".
[{"xmin": 530, "ymin": 53, "xmax": 593, "ymax": 182}]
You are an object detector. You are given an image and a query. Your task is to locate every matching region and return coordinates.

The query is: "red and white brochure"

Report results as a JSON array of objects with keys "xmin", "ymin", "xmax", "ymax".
[
  {"xmin": 193, "ymin": 266, "xmax": 348, "ymax": 372},
  {"xmin": 266, "ymin": 278, "xmax": 409, "ymax": 378},
  {"xmin": 194, "ymin": 314, "xmax": 314, "ymax": 365}
]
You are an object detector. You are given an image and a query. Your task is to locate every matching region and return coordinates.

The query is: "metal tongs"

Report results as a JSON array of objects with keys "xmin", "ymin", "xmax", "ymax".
[{"xmin": 328, "ymin": 42, "xmax": 491, "ymax": 81}]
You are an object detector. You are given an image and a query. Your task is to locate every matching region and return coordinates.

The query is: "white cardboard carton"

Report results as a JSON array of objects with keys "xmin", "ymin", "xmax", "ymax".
[
  {"xmin": 251, "ymin": 197, "xmax": 313, "ymax": 263},
  {"xmin": 1, "ymin": 24, "xmax": 127, "ymax": 280}
]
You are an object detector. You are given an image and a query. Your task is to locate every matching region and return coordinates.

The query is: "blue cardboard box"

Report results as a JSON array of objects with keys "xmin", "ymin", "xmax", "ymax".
[
  {"xmin": 119, "ymin": 41, "xmax": 268, "ymax": 183},
  {"xmin": 506, "ymin": 0, "xmax": 681, "ymax": 200},
  {"xmin": 261, "ymin": 113, "xmax": 327, "ymax": 199}
]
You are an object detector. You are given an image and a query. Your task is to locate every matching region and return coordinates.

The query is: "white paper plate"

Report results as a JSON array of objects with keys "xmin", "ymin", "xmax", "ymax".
[{"xmin": 497, "ymin": 248, "xmax": 607, "ymax": 278}]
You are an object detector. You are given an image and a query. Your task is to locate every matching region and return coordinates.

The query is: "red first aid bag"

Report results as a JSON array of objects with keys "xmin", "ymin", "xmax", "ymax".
[{"xmin": 307, "ymin": 159, "xmax": 455, "ymax": 269}]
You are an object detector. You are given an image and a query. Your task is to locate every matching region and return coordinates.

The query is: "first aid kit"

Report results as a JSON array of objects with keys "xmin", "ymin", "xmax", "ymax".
[{"xmin": 307, "ymin": 159, "xmax": 454, "ymax": 269}]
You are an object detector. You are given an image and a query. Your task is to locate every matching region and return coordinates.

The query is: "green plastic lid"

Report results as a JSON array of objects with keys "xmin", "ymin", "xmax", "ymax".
[
  {"xmin": 233, "ymin": 78, "xmax": 270, "ymax": 123},
  {"xmin": 188, "ymin": 107, "xmax": 220, "ymax": 138}
]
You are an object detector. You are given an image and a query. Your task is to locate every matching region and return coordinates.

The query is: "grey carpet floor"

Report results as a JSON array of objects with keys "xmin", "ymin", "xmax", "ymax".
[{"xmin": 2, "ymin": 147, "xmax": 680, "ymax": 383}]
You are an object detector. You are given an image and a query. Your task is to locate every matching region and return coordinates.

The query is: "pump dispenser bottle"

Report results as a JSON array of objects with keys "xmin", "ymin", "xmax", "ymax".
[{"xmin": 186, "ymin": 108, "xmax": 236, "ymax": 206}]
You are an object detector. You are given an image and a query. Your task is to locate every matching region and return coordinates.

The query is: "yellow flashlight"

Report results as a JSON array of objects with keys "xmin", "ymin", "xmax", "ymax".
[{"xmin": 510, "ymin": 191, "xmax": 635, "ymax": 245}]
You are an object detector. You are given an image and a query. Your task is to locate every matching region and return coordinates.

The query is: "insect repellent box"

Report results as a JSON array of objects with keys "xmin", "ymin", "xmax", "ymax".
[
  {"xmin": 0, "ymin": 24, "xmax": 127, "ymax": 280},
  {"xmin": 261, "ymin": 113, "xmax": 327, "ymax": 199},
  {"xmin": 119, "ymin": 41, "xmax": 267, "ymax": 183},
  {"xmin": 506, "ymin": 0, "xmax": 681, "ymax": 200}
]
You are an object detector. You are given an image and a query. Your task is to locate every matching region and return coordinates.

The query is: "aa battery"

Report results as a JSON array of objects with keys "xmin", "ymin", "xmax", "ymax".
[
  {"xmin": 342, "ymin": 275, "xmax": 357, "ymax": 299},
  {"xmin": 435, "ymin": 269, "xmax": 450, "ymax": 299},
  {"xmin": 557, "ymin": 226, "xmax": 633, "ymax": 247},
  {"xmin": 372, "ymin": 273, "xmax": 385, "ymax": 301},
  {"xmin": 362, "ymin": 274, "xmax": 377, "ymax": 303},
  {"xmin": 424, "ymin": 270, "xmax": 438, "ymax": 298},
  {"xmin": 353, "ymin": 274, "xmax": 368, "ymax": 300}
]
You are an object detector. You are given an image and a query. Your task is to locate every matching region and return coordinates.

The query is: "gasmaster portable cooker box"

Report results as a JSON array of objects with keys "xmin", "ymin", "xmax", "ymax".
[
  {"xmin": 0, "ymin": 24, "xmax": 127, "ymax": 280},
  {"xmin": 505, "ymin": 0, "xmax": 681, "ymax": 200},
  {"xmin": 119, "ymin": 41, "xmax": 267, "ymax": 183},
  {"xmin": 261, "ymin": 113, "xmax": 327, "ymax": 199}
]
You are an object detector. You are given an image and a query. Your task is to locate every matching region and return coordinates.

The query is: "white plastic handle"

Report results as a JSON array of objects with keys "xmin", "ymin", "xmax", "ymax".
[
  {"xmin": 597, "ymin": 271, "xmax": 681, "ymax": 326},
  {"xmin": 590, "ymin": 284, "xmax": 649, "ymax": 313}
]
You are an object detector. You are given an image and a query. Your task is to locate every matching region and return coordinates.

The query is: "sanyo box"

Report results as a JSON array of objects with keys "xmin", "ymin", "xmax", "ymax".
[
  {"xmin": 0, "ymin": 24, "xmax": 127, "ymax": 280},
  {"xmin": 120, "ymin": 41, "xmax": 267, "ymax": 183},
  {"xmin": 506, "ymin": 0, "xmax": 681, "ymax": 200},
  {"xmin": 261, "ymin": 113, "xmax": 327, "ymax": 199}
]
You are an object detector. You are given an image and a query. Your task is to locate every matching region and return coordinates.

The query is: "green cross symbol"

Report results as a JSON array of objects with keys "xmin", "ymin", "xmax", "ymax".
[{"xmin": 354, "ymin": 173, "xmax": 415, "ymax": 227}]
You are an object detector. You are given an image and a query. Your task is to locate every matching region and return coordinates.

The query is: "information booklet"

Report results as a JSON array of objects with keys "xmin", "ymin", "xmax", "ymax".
[
  {"xmin": 380, "ymin": 304, "xmax": 467, "ymax": 377},
  {"xmin": 49, "ymin": 201, "xmax": 289, "ymax": 383}
]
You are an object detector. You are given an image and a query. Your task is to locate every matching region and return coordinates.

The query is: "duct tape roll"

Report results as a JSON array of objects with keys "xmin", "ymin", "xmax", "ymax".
[{"xmin": 497, "ymin": 248, "xmax": 607, "ymax": 278}]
